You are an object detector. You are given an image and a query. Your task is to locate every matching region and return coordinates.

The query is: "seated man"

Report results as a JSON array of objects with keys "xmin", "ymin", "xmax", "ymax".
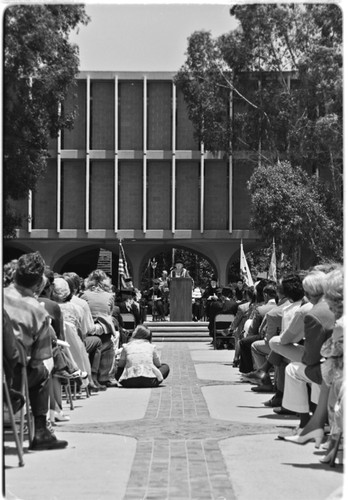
[
  {"xmin": 239, "ymin": 282, "xmax": 277, "ymax": 374},
  {"xmin": 208, "ymin": 287, "xmax": 239, "ymax": 349},
  {"xmin": 144, "ymin": 280, "xmax": 166, "ymax": 320},
  {"xmin": 4, "ymin": 251, "xmax": 68, "ymax": 450}
]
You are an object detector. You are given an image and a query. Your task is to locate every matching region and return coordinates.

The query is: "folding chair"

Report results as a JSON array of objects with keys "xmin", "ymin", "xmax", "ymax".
[
  {"xmin": 330, "ymin": 432, "xmax": 343, "ymax": 468},
  {"xmin": 120, "ymin": 313, "xmax": 136, "ymax": 331},
  {"xmin": 213, "ymin": 314, "xmax": 235, "ymax": 350},
  {"xmin": 3, "ymin": 374, "xmax": 24, "ymax": 467},
  {"xmin": 16, "ymin": 343, "xmax": 34, "ymax": 450}
]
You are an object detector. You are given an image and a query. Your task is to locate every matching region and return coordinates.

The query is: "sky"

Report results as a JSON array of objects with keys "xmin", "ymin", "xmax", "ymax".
[{"xmin": 69, "ymin": 2, "xmax": 238, "ymax": 72}]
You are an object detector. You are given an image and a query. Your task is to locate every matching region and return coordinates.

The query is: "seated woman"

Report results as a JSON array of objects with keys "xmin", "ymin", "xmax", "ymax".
[{"xmin": 116, "ymin": 325, "xmax": 170, "ymax": 388}]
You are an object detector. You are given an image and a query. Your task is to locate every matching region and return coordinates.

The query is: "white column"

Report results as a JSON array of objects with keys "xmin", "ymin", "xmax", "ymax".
[
  {"xmin": 114, "ymin": 75, "xmax": 119, "ymax": 233},
  {"xmin": 229, "ymin": 89, "xmax": 233, "ymax": 233},
  {"xmin": 28, "ymin": 190, "xmax": 32, "ymax": 232},
  {"xmin": 200, "ymin": 141, "xmax": 205, "ymax": 233},
  {"xmin": 143, "ymin": 76, "xmax": 147, "ymax": 233},
  {"xmin": 171, "ymin": 81, "xmax": 176, "ymax": 234},
  {"xmin": 57, "ymin": 105, "xmax": 61, "ymax": 233},
  {"xmin": 85, "ymin": 75, "xmax": 91, "ymax": 233}
]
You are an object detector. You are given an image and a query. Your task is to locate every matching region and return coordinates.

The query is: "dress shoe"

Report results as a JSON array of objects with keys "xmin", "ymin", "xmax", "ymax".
[
  {"xmin": 30, "ymin": 427, "xmax": 68, "ymax": 451},
  {"xmin": 251, "ymin": 384, "xmax": 274, "ymax": 392},
  {"xmin": 54, "ymin": 410, "xmax": 70, "ymax": 422},
  {"xmin": 241, "ymin": 370, "xmax": 268, "ymax": 385},
  {"xmin": 284, "ymin": 428, "xmax": 324, "ymax": 448},
  {"xmin": 99, "ymin": 380, "xmax": 120, "ymax": 388},
  {"xmin": 89, "ymin": 383, "xmax": 99, "ymax": 393},
  {"xmin": 263, "ymin": 396, "xmax": 282, "ymax": 407},
  {"xmin": 273, "ymin": 406, "xmax": 297, "ymax": 416},
  {"xmin": 277, "ymin": 426, "xmax": 301, "ymax": 440},
  {"xmin": 92, "ymin": 379, "xmax": 107, "ymax": 391},
  {"xmin": 319, "ymin": 443, "xmax": 343, "ymax": 464}
]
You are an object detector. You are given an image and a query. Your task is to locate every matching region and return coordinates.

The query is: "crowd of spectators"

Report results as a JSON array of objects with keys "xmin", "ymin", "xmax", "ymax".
[
  {"xmin": 3, "ymin": 251, "xmax": 170, "ymax": 452},
  {"xmin": 3, "ymin": 251, "xmax": 343, "ymax": 466},
  {"xmin": 228, "ymin": 263, "xmax": 344, "ymax": 464}
]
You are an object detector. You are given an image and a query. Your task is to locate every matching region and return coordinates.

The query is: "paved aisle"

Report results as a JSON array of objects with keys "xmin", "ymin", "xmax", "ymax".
[{"xmin": 4, "ymin": 342, "xmax": 344, "ymax": 500}]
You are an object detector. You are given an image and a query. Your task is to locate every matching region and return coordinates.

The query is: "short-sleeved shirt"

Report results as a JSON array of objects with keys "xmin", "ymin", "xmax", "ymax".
[{"xmin": 4, "ymin": 283, "xmax": 52, "ymax": 363}]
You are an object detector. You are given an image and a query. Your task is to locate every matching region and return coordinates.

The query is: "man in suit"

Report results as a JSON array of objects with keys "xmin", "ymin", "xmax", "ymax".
[{"xmin": 238, "ymin": 283, "xmax": 277, "ymax": 374}]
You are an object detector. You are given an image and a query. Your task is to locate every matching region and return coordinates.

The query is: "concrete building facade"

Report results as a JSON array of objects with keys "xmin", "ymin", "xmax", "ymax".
[{"xmin": 5, "ymin": 71, "xmax": 268, "ymax": 287}]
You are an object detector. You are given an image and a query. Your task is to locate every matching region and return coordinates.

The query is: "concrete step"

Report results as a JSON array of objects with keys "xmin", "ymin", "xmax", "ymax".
[
  {"xmin": 146, "ymin": 326, "xmax": 209, "ymax": 333},
  {"xmin": 152, "ymin": 337, "xmax": 209, "ymax": 342},
  {"xmin": 144, "ymin": 321, "xmax": 209, "ymax": 327},
  {"xmin": 144, "ymin": 320, "xmax": 210, "ymax": 342}
]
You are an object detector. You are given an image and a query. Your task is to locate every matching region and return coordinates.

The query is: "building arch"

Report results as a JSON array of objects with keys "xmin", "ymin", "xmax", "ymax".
[{"xmin": 3, "ymin": 242, "xmax": 36, "ymax": 264}]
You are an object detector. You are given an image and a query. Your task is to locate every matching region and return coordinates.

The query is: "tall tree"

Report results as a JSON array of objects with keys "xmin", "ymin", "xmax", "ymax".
[
  {"xmin": 3, "ymin": 4, "xmax": 90, "ymax": 237},
  {"xmin": 247, "ymin": 161, "xmax": 343, "ymax": 269},
  {"xmin": 175, "ymin": 3, "xmax": 343, "ymax": 266}
]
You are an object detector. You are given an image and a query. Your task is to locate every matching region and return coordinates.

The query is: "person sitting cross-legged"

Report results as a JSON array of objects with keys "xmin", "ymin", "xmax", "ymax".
[{"xmin": 115, "ymin": 325, "xmax": 170, "ymax": 388}]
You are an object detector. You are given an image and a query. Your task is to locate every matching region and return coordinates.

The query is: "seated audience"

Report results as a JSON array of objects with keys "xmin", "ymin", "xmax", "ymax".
[
  {"xmin": 280, "ymin": 269, "xmax": 335, "ymax": 437},
  {"xmin": 230, "ymin": 286, "xmax": 255, "ymax": 367},
  {"xmin": 283, "ymin": 266, "xmax": 343, "ymax": 461},
  {"xmin": 238, "ymin": 281, "xmax": 276, "ymax": 374},
  {"xmin": 80, "ymin": 269, "xmax": 119, "ymax": 387},
  {"xmin": 4, "ymin": 251, "xmax": 68, "ymax": 450}
]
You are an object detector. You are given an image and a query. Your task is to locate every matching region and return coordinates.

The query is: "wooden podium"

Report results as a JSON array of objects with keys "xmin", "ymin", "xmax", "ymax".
[{"xmin": 169, "ymin": 277, "xmax": 192, "ymax": 322}]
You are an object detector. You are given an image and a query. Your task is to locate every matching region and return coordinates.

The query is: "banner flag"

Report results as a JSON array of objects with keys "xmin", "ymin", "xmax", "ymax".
[
  {"xmin": 118, "ymin": 241, "xmax": 130, "ymax": 289},
  {"xmin": 240, "ymin": 240, "xmax": 254, "ymax": 287},
  {"xmin": 97, "ymin": 248, "xmax": 112, "ymax": 275},
  {"xmin": 268, "ymin": 238, "xmax": 277, "ymax": 282}
]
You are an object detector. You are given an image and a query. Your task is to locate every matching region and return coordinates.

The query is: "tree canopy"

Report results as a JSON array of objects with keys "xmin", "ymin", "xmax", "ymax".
[
  {"xmin": 175, "ymin": 3, "xmax": 343, "ymax": 268},
  {"xmin": 3, "ymin": 4, "xmax": 90, "ymax": 237},
  {"xmin": 247, "ymin": 161, "xmax": 343, "ymax": 269}
]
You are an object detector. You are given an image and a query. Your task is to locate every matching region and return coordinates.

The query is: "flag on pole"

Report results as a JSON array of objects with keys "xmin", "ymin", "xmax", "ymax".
[
  {"xmin": 118, "ymin": 241, "xmax": 130, "ymax": 288},
  {"xmin": 268, "ymin": 238, "xmax": 277, "ymax": 283},
  {"xmin": 240, "ymin": 240, "xmax": 254, "ymax": 287}
]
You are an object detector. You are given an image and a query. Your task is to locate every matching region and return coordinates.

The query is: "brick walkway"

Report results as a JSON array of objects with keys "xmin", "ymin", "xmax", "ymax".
[
  {"xmin": 4, "ymin": 341, "xmax": 344, "ymax": 500},
  {"xmin": 64, "ymin": 342, "xmax": 278, "ymax": 499}
]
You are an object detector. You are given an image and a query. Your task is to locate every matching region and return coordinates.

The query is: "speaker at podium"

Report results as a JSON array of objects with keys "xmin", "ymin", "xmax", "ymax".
[{"xmin": 169, "ymin": 277, "xmax": 193, "ymax": 322}]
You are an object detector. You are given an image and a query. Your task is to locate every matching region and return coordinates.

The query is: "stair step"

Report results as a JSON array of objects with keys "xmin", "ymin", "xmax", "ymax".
[
  {"xmin": 152, "ymin": 331, "xmax": 209, "ymax": 336},
  {"xmin": 144, "ymin": 321, "xmax": 208, "ymax": 327},
  {"xmin": 153, "ymin": 337, "xmax": 210, "ymax": 342},
  {"xmin": 146, "ymin": 326, "xmax": 208, "ymax": 332}
]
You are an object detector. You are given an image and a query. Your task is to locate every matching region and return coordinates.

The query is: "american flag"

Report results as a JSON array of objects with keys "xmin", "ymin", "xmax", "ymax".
[{"xmin": 118, "ymin": 241, "xmax": 130, "ymax": 288}]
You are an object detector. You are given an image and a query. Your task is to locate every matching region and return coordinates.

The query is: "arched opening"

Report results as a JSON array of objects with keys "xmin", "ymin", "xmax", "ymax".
[
  {"xmin": 138, "ymin": 246, "xmax": 217, "ymax": 293},
  {"xmin": 3, "ymin": 244, "xmax": 33, "ymax": 264},
  {"xmin": 55, "ymin": 246, "xmax": 124, "ymax": 283}
]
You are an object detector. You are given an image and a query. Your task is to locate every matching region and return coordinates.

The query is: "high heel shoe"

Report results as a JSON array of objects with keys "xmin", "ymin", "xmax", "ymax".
[
  {"xmin": 283, "ymin": 428, "xmax": 324, "ymax": 448},
  {"xmin": 319, "ymin": 447, "xmax": 343, "ymax": 465}
]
